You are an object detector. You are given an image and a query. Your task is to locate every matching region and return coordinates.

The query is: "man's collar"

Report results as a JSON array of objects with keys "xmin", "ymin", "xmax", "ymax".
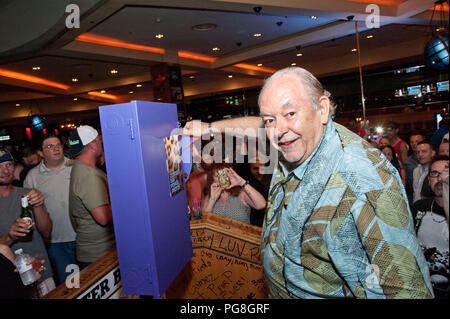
[
  {"xmin": 39, "ymin": 157, "xmax": 69, "ymax": 172},
  {"xmin": 0, "ymin": 185, "xmax": 15, "ymax": 198}
]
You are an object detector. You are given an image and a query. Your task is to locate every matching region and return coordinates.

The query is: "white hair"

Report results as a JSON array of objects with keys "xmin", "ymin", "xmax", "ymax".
[{"xmin": 258, "ymin": 67, "xmax": 337, "ymax": 117}]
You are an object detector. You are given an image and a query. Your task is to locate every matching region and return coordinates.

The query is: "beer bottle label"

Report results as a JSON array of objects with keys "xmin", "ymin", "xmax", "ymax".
[{"xmin": 22, "ymin": 217, "xmax": 33, "ymax": 230}]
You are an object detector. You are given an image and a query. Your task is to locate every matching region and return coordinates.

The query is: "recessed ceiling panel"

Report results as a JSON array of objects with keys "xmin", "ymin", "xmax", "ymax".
[{"xmin": 88, "ymin": 6, "xmax": 336, "ymax": 56}]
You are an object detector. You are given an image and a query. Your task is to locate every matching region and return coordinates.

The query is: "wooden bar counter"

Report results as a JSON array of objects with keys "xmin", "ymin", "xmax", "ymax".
[{"xmin": 46, "ymin": 212, "xmax": 268, "ymax": 299}]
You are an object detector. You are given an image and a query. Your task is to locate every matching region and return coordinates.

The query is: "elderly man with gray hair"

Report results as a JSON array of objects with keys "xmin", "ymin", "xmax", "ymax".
[{"xmin": 184, "ymin": 67, "xmax": 433, "ymax": 299}]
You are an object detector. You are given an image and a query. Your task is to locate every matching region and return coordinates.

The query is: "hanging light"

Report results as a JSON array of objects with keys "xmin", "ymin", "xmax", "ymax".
[{"xmin": 425, "ymin": 1, "xmax": 449, "ymax": 70}]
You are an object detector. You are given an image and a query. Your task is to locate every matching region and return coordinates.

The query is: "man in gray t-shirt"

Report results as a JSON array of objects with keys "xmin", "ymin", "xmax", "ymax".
[
  {"xmin": 24, "ymin": 135, "xmax": 77, "ymax": 285},
  {"xmin": 0, "ymin": 148, "xmax": 55, "ymax": 295}
]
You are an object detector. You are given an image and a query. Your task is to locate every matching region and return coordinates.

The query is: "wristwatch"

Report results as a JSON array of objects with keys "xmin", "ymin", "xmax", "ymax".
[{"xmin": 240, "ymin": 180, "xmax": 249, "ymax": 188}]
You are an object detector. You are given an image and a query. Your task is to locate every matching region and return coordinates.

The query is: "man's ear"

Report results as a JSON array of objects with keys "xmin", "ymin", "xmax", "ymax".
[
  {"xmin": 318, "ymin": 96, "xmax": 330, "ymax": 125},
  {"xmin": 37, "ymin": 150, "xmax": 44, "ymax": 158}
]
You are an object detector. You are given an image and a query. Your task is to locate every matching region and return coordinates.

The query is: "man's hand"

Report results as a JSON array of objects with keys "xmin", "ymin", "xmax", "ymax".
[
  {"xmin": 25, "ymin": 189, "xmax": 44, "ymax": 207},
  {"xmin": 182, "ymin": 120, "xmax": 209, "ymax": 137},
  {"xmin": 8, "ymin": 218, "xmax": 32, "ymax": 241},
  {"xmin": 15, "ymin": 258, "xmax": 46, "ymax": 282}
]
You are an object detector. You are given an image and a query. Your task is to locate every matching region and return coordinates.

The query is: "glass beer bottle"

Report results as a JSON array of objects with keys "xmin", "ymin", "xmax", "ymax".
[{"xmin": 21, "ymin": 196, "xmax": 34, "ymax": 236}]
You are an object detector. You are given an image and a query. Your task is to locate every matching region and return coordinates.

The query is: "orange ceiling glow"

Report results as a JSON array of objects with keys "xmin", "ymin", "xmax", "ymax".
[
  {"xmin": 177, "ymin": 51, "xmax": 217, "ymax": 63},
  {"xmin": 76, "ymin": 34, "xmax": 166, "ymax": 55},
  {"xmin": 232, "ymin": 63, "xmax": 276, "ymax": 74},
  {"xmin": 429, "ymin": 3, "xmax": 449, "ymax": 11},
  {"xmin": 0, "ymin": 68, "xmax": 70, "ymax": 90},
  {"xmin": 88, "ymin": 91, "xmax": 118, "ymax": 100},
  {"xmin": 346, "ymin": 0, "xmax": 405, "ymax": 5}
]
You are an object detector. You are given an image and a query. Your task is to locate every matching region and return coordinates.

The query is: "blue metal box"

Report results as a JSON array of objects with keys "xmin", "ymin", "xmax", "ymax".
[{"xmin": 99, "ymin": 100, "xmax": 192, "ymax": 297}]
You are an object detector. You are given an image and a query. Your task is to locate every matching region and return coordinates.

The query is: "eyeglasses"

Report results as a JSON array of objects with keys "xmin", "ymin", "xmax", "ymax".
[
  {"xmin": 0, "ymin": 162, "xmax": 14, "ymax": 169},
  {"xmin": 429, "ymin": 170, "xmax": 448, "ymax": 178},
  {"xmin": 45, "ymin": 143, "xmax": 62, "ymax": 150}
]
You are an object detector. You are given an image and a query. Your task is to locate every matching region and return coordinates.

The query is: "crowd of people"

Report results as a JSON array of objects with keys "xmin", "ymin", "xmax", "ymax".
[
  {"xmin": 0, "ymin": 65, "xmax": 448, "ymax": 299},
  {"xmin": 0, "ymin": 126, "xmax": 114, "ymax": 298},
  {"xmin": 348, "ymin": 118, "xmax": 449, "ymax": 299}
]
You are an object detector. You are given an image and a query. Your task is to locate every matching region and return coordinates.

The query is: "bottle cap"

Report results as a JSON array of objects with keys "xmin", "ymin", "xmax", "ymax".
[
  {"xmin": 14, "ymin": 248, "xmax": 23, "ymax": 255},
  {"xmin": 21, "ymin": 196, "xmax": 28, "ymax": 208}
]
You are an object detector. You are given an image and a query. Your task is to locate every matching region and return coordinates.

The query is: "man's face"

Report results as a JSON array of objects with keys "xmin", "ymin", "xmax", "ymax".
[
  {"xmin": 410, "ymin": 135, "xmax": 424, "ymax": 151},
  {"xmin": 438, "ymin": 142, "xmax": 449, "ymax": 157},
  {"xmin": 250, "ymin": 160, "xmax": 265, "ymax": 182},
  {"xmin": 93, "ymin": 135, "xmax": 105, "ymax": 162},
  {"xmin": 415, "ymin": 143, "xmax": 435, "ymax": 165},
  {"xmin": 379, "ymin": 137, "xmax": 390, "ymax": 146},
  {"xmin": 428, "ymin": 160, "xmax": 449, "ymax": 197},
  {"xmin": 0, "ymin": 161, "xmax": 14, "ymax": 186},
  {"xmin": 385, "ymin": 126, "xmax": 398, "ymax": 139},
  {"xmin": 259, "ymin": 73, "xmax": 329, "ymax": 169},
  {"xmin": 41, "ymin": 137, "xmax": 64, "ymax": 163}
]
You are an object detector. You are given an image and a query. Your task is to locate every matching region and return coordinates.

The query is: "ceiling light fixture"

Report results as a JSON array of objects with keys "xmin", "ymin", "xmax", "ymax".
[
  {"xmin": 15, "ymin": 103, "xmax": 20, "ymax": 106},
  {"xmin": 110, "ymin": 69, "xmax": 118, "ymax": 74},
  {"xmin": 351, "ymin": 48, "xmax": 357, "ymax": 52},
  {"xmin": 100, "ymin": 90, "xmax": 106, "ymax": 93},
  {"xmin": 296, "ymin": 53, "xmax": 303, "ymax": 57},
  {"xmin": 291, "ymin": 63, "xmax": 297, "ymax": 66},
  {"xmin": 72, "ymin": 78, "xmax": 79, "ymax": 82},
  {"xmin": 155, "ymin": 34, "xmax": 164, "ymax": 39},
  {"xmin": 257, "ymin": 63, "xmax": 263, "ymax": 66},
  {"xmin": 191, "ymin": 23, "xmax": 217, "ymax": 31},
  {"xmin": 310, "ymin": 16, "xmax": 318, "ymax": 20},
  {"xmin": 212, "ymin": 47, "xmax": 220, "ymax": 51},
  {"xmin": 32, "ymin": 66, "xmax": 40, "ymax": 70},
  {"xmin": 129, "ymin": 91, "xmax": 134, "ymax": 94},
  {"xmin": 136, "ymin": 84, "xmax": 142, "ymax": 87},
  {"xmin": 253, "ymin": 33, "xmax": 262, "ymax": 37},
  {"xmin": 366, "ymin": 35, "xmax": 374, "ymax": 39},
  {"xmin": 228, "ymin": 74, "xmax": 233, "ymax": 78},
  {"xmin": 73, "ymin": 98, "xmax": 78, "ymax": 101}
]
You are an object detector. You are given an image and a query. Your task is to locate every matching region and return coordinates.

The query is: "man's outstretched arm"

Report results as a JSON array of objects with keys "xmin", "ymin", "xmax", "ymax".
[{"xmin": 183, "ymin": 116, "xmax": 263, "ymax": 138}]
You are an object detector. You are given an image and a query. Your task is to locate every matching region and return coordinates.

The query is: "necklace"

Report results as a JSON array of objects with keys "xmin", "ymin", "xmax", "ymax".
[{"xmin": 430, "ymin": 199, "xmax": 446, "ymax": 223}]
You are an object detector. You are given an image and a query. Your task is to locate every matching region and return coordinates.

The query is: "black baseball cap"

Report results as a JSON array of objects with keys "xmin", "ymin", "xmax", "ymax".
[
  {"xmin": 0, "ymin": 148, "xmax": 14, "ymax": 163},
  {"xmin": 68, "ymin": 125, "xmax": 98, "ymax": 158}
]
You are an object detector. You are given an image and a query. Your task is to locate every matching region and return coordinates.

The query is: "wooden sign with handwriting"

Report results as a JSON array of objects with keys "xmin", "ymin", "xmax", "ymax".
[{"xmin": 166, "ymin": 213, "xmax": 268, "ymax": 299}]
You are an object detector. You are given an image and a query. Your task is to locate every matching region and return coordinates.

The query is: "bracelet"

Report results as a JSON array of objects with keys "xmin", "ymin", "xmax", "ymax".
[{"xmin": 241, "ymin": 180, "xmax": 249, "ymax": 188}]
